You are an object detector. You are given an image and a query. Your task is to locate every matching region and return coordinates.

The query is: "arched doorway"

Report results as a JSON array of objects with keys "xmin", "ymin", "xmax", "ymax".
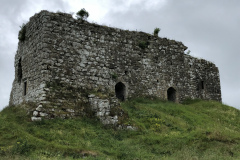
[
  {"xmin": 167, "ymin": 87, "xmax": 176, "ymax": 102},
  {"xmin": 115, "ymin": 82, "xmax": 126, "ymax": 101}
]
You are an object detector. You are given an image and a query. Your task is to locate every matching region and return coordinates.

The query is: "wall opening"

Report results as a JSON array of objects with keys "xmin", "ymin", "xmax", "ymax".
[
  {"xmin": 18, "ymin": 58, "xmax": 22, "ymax": 83},
  {"xmin": 197, "ymin": 80, "xmax": 205, "ymax": 90},
  {"xmin": 201, "ymin": 81, "xmax": 204, "ymax": 89},
  {"xmin": 24, "ymin": 81, "xmax": 27, "ymax": 96},
  {"xmin": 167, "ymin": 87, "xmax": 176, "ymax": 102},
  {"xmin": 115, "ymin": 82, "xmax": 126, "ymax": 101}
]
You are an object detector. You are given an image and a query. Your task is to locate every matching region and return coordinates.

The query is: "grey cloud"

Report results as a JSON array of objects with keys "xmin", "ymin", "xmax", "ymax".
[{"xmin": 41, "ymin": 0, "xmax": 70, "ymax": 12}]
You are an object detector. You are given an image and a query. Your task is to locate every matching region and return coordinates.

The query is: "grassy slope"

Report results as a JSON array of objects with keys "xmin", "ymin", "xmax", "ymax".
[{"xmin": 0, "ymin": 98, "xmax": 240, "ymax": 159}]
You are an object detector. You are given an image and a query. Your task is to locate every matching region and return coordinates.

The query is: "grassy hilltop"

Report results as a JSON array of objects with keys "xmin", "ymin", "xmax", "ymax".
[{"xmin": 0, "ymin": 98, "xmax": 240, "ymax": 159}]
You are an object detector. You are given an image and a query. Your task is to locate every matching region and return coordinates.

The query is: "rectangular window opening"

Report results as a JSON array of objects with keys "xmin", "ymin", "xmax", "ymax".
[
  {"xmin": 201, "ymin": 81, "xmax": 204, "ymax": 89},
  {"xmin": 24, "ymin": 81, "xmax": 27, "ymax": 96}
]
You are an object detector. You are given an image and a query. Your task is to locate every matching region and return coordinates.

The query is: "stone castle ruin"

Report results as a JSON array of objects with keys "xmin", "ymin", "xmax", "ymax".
[{"xmin": 9, "ymin": 11, "xmax": 221, "ymax": 124}]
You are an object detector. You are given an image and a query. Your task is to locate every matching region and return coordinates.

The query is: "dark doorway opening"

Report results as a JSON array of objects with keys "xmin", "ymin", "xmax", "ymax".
[
  {"xmin": 18, "ymin": 58, "xmax": 22, "ymax": 83},
  {"xmin": 201, "ymin": 81, "xmax": 204, "ymax": 89},
  {"xmin": 115, "ymin": 82, "xmax": 126, "ymax": 101},
  {"xmin": 167, "ymin": 87, "xmax": 176, "ymax": 102},
  {"xmin": 24, "ymin": 81, "xmax": 27, "ymax": 96},
  {"xmin": 197, "ymin": 80, "xmax": 205, "ymax": 90}
]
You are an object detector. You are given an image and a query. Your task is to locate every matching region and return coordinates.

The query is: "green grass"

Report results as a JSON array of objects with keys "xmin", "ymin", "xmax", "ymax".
[{"xmin": 0, "ymin": 98, "xmax": 240, "ymax": 159}]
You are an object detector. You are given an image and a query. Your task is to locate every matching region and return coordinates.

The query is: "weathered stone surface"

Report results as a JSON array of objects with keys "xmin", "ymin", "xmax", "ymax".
[
  {"xmin": 66, "ymin": 109, "xmax": 75, "ymax": 113},
  {"xmin": 39, "ymin": 112, "xmax": 48, "ymax": 117},
  {"xmin": 126, "ymin": 125, "xmax": 137, "ymax": 131},
  {"xmin": 89, "ymin": 96, "xmax": 119, "ymax": 125},
  {"xmin": 9, "ymin": 10, "xmax": 221, "ymax": 124},
  {"xmin": 33, "ymin": 111, "xmax": 38, "ymax": 116},
  {"xmin": 36, "ymin": 104, "xmax": 43, "ymax": 111},
  {"xmin": 31, "ymin": 117, "xmax": 42, "ymax": 121}
]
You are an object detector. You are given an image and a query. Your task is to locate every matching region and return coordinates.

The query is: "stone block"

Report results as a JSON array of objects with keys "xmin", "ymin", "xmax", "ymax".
[
  {"xmin": 36, "ymin": 104, "xmax": 43, "ymax": 111},
  {"xmin": 31, "ymin": 117, "xmax": 42, "ymax": 121},
  {"xmin": 66, "ymin": 109, "xmax": 75, "ymax": 113},
  {"xmin": 33, "ymin": 111, "xmax": 38, "ymax": 116},
  {"xmin": 40, "ymin": 112, "xmax": 48, "ymax": 117}
]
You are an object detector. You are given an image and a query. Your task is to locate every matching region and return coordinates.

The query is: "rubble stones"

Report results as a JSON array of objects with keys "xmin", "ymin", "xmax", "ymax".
[
  {"xmin": 89, "ymin": 95, "xmax": 120, "ymax": 125},
  {"xmin": 36, "ymin": 104, "xmax": 43, "ymax": 111},
  {"xmin": 33, "ymin": 111, "xmax": 38, "ymax": 116}
]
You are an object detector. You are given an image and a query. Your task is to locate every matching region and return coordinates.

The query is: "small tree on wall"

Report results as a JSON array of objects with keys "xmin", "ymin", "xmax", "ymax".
[
  {"xmin": 153, "ymin": 28, "xmax": 160, "ymax": 36},
  {"xmin": 76, "ymin": 8, "xmax": 89, "ymax": 20}
]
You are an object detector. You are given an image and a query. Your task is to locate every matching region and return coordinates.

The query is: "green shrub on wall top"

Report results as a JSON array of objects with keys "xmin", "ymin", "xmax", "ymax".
[
  {"xmin": 18, "ymin": 23, "xmax": 26, "ymax": 42},
  {"xmin": 76, "ymin": 8, "xmax": 89, "ymax": 20},
  {"xmin": 153, "ymin": 28, "xmax": 160, "ymax": 36}
]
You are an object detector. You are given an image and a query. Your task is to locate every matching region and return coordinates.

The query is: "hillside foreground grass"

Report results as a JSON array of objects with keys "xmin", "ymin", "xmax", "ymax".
[{"xmin": 0, "ymin": 98, "xmax": 240, "ymax": 159}]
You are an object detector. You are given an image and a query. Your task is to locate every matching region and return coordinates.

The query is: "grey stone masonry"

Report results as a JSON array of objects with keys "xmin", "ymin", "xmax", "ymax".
[{"xmin": 9, "ymin": 10, "xmax": 221, "ymax": 122}]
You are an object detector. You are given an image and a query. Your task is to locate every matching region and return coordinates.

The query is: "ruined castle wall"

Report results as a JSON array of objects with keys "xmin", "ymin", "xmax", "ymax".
[
  {"xmin": 10, "ymin": 10, "xmax": 221, "ymax": 108},
  {"xmin": 10, "ymin": 13, "xmax": 49, "ymax": 105},
  {"xmin": 36, "ymin": 11, "xmax": 221, "ymax": 106},
  {"xmin": 184, "ymin": 55, "xmax": 221, "ymax": 101}
]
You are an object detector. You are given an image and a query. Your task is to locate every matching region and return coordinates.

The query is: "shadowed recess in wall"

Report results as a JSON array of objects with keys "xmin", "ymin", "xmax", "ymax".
[
  {"xmin": 167, "ymin": 87, "xmax": 176, "ymax": 102},
  {"xmin": 115, "ymin": 82, "xmax": 126, "ymax": 101},
  {"xmin": 17, "ymin": 58, "xmax": 22, "ymax": 83}
]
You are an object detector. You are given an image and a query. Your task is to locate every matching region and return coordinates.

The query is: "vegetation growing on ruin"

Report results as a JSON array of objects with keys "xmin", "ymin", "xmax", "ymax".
[
  {"xmin": 18, "ymin": 23, "xmax": 26, "ymax": 42},
  {"xmin": 76, "ymin": 8, "xmax": 89, "ymax": 20},
  {"xmin": 138, "ymin": 40, "xmax": 150, "ymax": 49},
  {"xmin": 110, "ymin": 72, "xmax": 118, "ymax": 79},
  {"xmin": 0, "ymin": 99, "xmax": 240, "ymax": 159},
  {"xmin": 153, "ymin": 27, "xmax": 160, "ymax": 36}
]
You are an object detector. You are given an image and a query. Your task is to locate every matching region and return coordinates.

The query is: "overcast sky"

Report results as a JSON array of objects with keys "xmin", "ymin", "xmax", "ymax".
[{"xmin": 0, "ymin": 0, "xmax": 239, "ymax": 110}]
